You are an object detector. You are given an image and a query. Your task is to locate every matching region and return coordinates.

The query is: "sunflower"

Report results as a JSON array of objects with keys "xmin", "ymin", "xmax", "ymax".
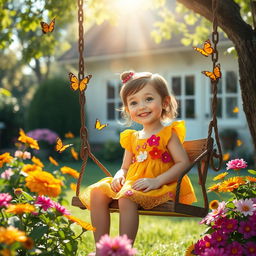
[
  {"xmin": 207, "ymin": 183, "xmax": 219, "ymax": 192},
  {"xmin": 22, "ymin": 164, "xmax": 42, "ymax": 173},
  {"xmin": 0, "ymin": 153, "xmax": 13, "ymax": 168},
  {"xmin": 0, "ymin": 226, "xmax": 27, "ymax": 245},
  {"xmin": 213, "ymin": 172, "xmax": 228, "ymax": 181},
  {"xmin": 185, "ymin": 243, "xmax": 196, "ymax": 256},
  {"xmin": 64, "ymin": 215, "xmax": 95, "ymax": 231},
  {"xmin": 245, "ymin": 176, "xmax": 256, "ymax": 183},
  {"xmin": 25, "ymin": 170, "xmax": 62, "ymax": 197},
  {"xmin": 49, "ymin": 156, "xmax": 59, "ymax": 166},
  {"xmin": 6, "ymin": 203, "xmax": 35, "ymax": 214},
  {"xmin": 209, "ymin": 200, "xmax": 219, "ymax": 210},
  {"xmin": 31, "ymin": 156, "xmax": 44, "ymax": 167},
  {"xmin": 218, "ymin": 177, "xmax": 245, "ymax": 192},
  {"xmin": 18, "ymin": 129, "xmax": 39, "ymax": 150},
  {"xmin": 60, "ymin": 166, "xmax": 79, "ymax": 179}
]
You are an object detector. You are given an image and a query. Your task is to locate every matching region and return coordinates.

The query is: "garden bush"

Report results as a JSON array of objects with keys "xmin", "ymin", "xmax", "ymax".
[{"xmin": 26, "ymin": 77, "xmax": 80, "ymax": 138}]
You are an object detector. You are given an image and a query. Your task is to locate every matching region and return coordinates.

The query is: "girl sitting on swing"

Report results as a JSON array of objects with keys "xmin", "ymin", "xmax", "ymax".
[{"xmin": 80, "ymin": 71, "xmax": 197, "ymax": 256}]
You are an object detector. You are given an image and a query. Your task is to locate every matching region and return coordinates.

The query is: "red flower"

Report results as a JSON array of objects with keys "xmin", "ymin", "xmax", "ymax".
[
  {"xmin": 149, "ymin": 147, "xmax": 162, "ymax": 159},
  {"xmin": 161, "ymin": 151, "xmax": 171, "ymax": 163},
  {"xmin": 147, "ymin": 135, "xmax": 160, "ymax": 147}
]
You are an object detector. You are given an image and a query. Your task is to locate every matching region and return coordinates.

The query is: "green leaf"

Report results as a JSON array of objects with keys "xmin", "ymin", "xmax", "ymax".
[
  {"xmin": 22, "ymin": 191, "xmax": 34, "ymax": 201},
  {"xmin": 58, "ymin": 230, "xmax": 66, "ymax": 239},
  {"xmin": 248, "ymin": 169, "xmax": 256, "ymax": 175},
  {"xmin": 30, "ymin": 225, "xmax": 49, "ymax": 240}
]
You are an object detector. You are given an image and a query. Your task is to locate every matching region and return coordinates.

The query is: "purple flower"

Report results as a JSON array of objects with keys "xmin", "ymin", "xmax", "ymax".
[
  {"xmin": 238, "ymin": 220, "xmax": 256, "ymax": 239},
  {"xmin": 0, "ymin": 193, "xmax": 12, "ymax": 207},
  {"xmin": 161, "ymin": 151, "xmax": 171, "ymax": 163},
  {"xmin": 125, "ymin": 190, "xmax": 134, "ymax": 197},
  {"xmin": 221, "ymin": 218, "xmax": 238, "ymax": 233},
  {"xmin": 27, "ymin": 128, "xmax": 58, "ymax": 145},
  {"xmin": 96, "ymin": 234, "xmax": 137, "ymax": 256},
  {"xmin": 244, "ymin": 241, "xmax": 256, "ymax": 256},
  {"xmin": 53, "ymin": 202, "xmax": 70, "ymax": 215},
  {"xmin": 201, "ymin": 247, "xmax": 227, "ymax": 256},
  {"xmin": 1, "ymin": 168, "xmax": 14, "ymax": 180},
  {"xmin": 194, "ymin": 235, "xmax": 212, "ymax": 255},
  {"xmin": 147, "ymin": 135, "xmax": 160, "ymax": 147},
  {"xmin": 226, "ymin": 158, "xmax": 247, "ymax": 170},
  {"xmin": 210, "ymin": 230, "xmax": 228, "ymax": 247},
  {"xmin": 226, "ymin": 241, "xmax": 243, "ymax": 256},
  {"xmin": 35, "ymin": 196, "xmax": 54, "ymax": 211}
]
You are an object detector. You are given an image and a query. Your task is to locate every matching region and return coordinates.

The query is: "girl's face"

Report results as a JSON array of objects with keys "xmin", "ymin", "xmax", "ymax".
[{"xmin": 126, "ymin": 83, "xmax": 169, "ymax": 127}]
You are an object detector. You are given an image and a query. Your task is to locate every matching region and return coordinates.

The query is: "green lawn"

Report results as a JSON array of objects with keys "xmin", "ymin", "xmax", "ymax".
[{"xmin": 61, "ymin": 160, "xmax": 225, "ymax": 255}]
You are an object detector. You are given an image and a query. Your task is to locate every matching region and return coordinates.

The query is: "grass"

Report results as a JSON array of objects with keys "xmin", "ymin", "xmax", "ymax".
[{"xmin": 61, "ymin": 160, "xmax": 226, "ymax": 255}]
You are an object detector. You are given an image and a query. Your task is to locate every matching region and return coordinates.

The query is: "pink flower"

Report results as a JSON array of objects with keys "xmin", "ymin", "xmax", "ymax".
[
  {"xmin": 125, "ymin": 190, "xmax": 134, "ymax": 197},
  {"xmin": 0, "ymin": 193, "xmax": 12, "ymax": 208},
  {"xmin": 201, "ymin": 247, "xmax": 227, "ymax": 256},
  {"xmin": 14, "ymin": 150, "xmax": 23, "ymax": 158},
  {"xmin": 194, "ymin": 235, "xmax": 212, "ymax": 255},
  {"xmin": 234, "ymin": 198, "xmax": 256, "ymax": 216},
  {"xmin": 35, "ymin": 195, "xmax": 54, "ymax": 211},
  {"xmin": 244, "ymin": 241, "xmax": 256, "ymax": 256},
  {"xmin": 161, "ymin": 151, "xmax": 171, "ymax": 163},
  {"xmin": 23, "ymin": 151, "xmax": 31, "ymax": 159},
  {"xmin": 1, "ymin": 168, "xmax": 14, "ymax": 180},
  {"xmin": 238, "ymin": 220, "xmax": 256, "ymax": 239},
  {"xmin": 14, "ymin": 150, "xmax": 31, "ymax": 159},
  {"xmin": 53, "ymin": 202, "xmax": 70, "ymax": 215},
  {"xmin": 147, "ymin": 135, "xmax": 160, "ymax": 147},
  {"xmin": 210, "ymin": 230, "xmax": 228, "ymax": 247},
  {"xmin": 221, "ymin": 218, "xmax": 238, "ymax": 233},
  {"xmin": 226, "ymin": 241, "xmax": 243, "ymax": 256},
  {"xmin": 96, "ymin": 234, "xmax": 137, "ymax": 256},
  {"xmin": 226, "ymin": 158, "xmax": 247, "ymax": 170}
]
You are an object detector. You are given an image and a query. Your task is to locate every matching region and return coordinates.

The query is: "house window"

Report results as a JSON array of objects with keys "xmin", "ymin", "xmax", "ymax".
[
  {"xmin": 171, "ymin": 75, "xmax": 196, "ymax": 119},
  {"xmin": 106, "ymin": 80, "xmax": 122, "ymax": 120},
  {"xmin": 209, "ymin": 71, "xmax": 239, "ymax": 119}
]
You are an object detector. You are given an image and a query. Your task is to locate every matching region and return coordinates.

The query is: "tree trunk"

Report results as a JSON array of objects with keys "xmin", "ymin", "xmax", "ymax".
[{"xmin": 178, "ymin": 0, "xmax": 256, "ymax": 153}]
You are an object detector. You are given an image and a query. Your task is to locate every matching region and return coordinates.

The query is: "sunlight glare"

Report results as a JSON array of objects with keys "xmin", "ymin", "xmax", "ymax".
[{"xmin": 114, "ymin": 0, "xmax": 149, "ymax": 14}]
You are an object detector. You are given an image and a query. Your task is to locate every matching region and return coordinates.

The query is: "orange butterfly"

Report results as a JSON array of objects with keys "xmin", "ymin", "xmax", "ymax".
[
  {"xmin": 202, "ymin": 64, "xmax": 222, "ymax": 81},
  {"xmin": 95, "ymin": 119, "xmax": 108, "ymax": 131},
  {"xmin": 71, "ymin": 147, "xmax": 79, "ymax": 160},
  {"xmin": 193, "ymin": 40, "xmax": 213, "ymax": 57},
  {"xmin": 55, "ymin": 137, "xmax": 73, "ymax": 153},
  {"xmin": 40, "ymin": 18, "xmax": 55, "ymax": 34},
  {"xmin": 69, "ymin": 73, "xmax": 92, "ymax": 91}
]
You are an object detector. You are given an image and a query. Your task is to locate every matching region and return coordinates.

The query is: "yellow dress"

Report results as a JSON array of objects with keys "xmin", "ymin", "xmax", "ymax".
[{"xmin": 79, "ymin": 120, "xmax": 196, "ymax": 209}]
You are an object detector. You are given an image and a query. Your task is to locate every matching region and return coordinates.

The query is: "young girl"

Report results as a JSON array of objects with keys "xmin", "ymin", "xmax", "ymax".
[{"xmin": 80, "ymin": 71, "xmax": 196, "ymax": 256}]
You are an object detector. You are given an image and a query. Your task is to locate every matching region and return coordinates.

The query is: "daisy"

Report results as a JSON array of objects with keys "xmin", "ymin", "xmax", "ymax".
[{"xmin": 234, "ymin": 198, "xmax": 256, "ymax": 216}]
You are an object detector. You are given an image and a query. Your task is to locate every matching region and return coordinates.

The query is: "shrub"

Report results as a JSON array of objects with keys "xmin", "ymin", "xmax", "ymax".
[{"xmin": 26, "ymin": 77, "xmax": 80, "ymax": 138}]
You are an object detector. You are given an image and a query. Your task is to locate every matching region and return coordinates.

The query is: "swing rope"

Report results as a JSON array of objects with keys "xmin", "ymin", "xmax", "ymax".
[{"xmin": 76, "ymin": 0, "xmax": 112, "ymax": 197}]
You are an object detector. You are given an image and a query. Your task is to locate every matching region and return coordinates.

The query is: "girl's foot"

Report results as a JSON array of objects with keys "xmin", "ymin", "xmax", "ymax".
[{"xmin": 87, "ymin": 253, "xmax": 96, "ymax": 256}]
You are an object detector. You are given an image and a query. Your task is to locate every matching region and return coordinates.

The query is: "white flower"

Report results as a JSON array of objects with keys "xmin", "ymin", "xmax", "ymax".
[
  {"xmin": 234, "ymin": 198, "xmax": 256, "ymax": 216},
  {"xmin": 136, "ymin": 151, "xmax": 148, "ymax": 162}
]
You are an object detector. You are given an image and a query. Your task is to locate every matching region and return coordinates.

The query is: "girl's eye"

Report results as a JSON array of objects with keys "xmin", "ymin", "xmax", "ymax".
[
  {"xmin": 146, "ymin": 97, "xmax": 153, "ymax": 102},
  {"xmin": 129, "ymin": 101, "xmax": 137, "ymax": 106}
]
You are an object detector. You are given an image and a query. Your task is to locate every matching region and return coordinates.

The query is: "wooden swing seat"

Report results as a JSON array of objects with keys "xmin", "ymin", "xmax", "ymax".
[{"xmin": 72, "ymin": 137, "xmax": 213, "ymax": 218}]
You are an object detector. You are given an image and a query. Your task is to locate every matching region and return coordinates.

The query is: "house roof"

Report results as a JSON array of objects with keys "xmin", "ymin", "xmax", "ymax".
[{"xmin": 59, "ymin": 5, "xmax": 229, "ymax": 63}]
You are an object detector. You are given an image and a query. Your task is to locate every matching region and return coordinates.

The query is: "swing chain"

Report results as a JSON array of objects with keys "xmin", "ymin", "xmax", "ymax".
[{"xmin": 207, "ymin": 0, "xmax": 223, "ymax": 172}]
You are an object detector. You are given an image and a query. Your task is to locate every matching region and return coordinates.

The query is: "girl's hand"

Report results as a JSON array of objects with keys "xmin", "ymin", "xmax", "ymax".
[
  {"xmin": 132, "ymin": 178, "xmax": 160, "ymax": 192},
  {"xmin": 111, "ymin": 175, "xmax": 125, "ymax": 192}
]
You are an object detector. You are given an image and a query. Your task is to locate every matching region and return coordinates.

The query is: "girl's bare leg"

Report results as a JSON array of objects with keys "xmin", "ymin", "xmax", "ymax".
[
  {"xmin": 90, "ymin": 188, "xmax": 112, "ymax": 255},
  {"xmin": 118, "ymin": 197, "xmax": 139, "ymax": 244}
]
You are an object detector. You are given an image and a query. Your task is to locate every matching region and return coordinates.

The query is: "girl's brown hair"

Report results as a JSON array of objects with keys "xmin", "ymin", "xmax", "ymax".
[{"xmin": 119, "ymin": 71, "xmax": 178, "ymax": 125}]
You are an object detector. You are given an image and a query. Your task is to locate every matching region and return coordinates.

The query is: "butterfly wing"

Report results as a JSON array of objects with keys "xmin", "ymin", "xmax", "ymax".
[
  {"xmin": 40, "ymin": 21, "xmax": 49, "ymax": 34},
  {"xmin": 202, "ymin": 71, "xmax": 216, "ymax": 81},
  {"xmin": 69, "ymin": 72, "xmax": 79, "ymax": 91},
  {"xmin": 48, "ymin": 18, "xmax": 55, "ymax": 33},
  {"xmin": 95, "ymin": 119, "xmax": 108, "ymax": 130},
  {"xmin": 55, "ymin": 137, "xmax": 63, "ymax": 152},
  {"xmin": 79, "ymin": 75, "xmax": 92, "ymax": 91},
  {"xmin": 203, "ymin": 40, "xmax": 213, "ymax": 55},
  {"xmin": 213, "ymin": 64, "xmax": 222, "ymax": 80},
  {"xmin": 193, "ymin": 47, "xmax": 208, "ymax": 56}
]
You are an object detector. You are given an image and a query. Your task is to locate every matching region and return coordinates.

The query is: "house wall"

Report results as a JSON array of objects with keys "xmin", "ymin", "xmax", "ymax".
[{"xmin": 83, "ymin": 47, "xmax": 253, "ymax": 153}]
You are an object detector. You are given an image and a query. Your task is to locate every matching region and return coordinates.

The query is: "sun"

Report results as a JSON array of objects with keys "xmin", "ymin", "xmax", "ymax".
[{"xmin": 113, "ymin": 0, "xmax": 149, "ymax": 15}]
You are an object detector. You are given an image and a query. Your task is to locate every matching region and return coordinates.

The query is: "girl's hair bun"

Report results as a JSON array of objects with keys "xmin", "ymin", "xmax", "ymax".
[{"xmin": 120, "ymin": 71, "xmax": 134, "ymax": 81}]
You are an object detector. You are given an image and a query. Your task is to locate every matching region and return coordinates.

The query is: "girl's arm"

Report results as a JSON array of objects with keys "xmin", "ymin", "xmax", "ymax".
[
  {"xmin": 111, "ymin": 149, "xmax": 133, "ymax": 192},
  {"xmin": 133, "ymin": 132, "xmax": 190, "ymax": 192}
]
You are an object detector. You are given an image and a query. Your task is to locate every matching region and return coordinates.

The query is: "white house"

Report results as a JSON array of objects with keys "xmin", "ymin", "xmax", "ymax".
[{"xmin": 59, "ymin": 5, "xmax": 253, "ymax": 154}]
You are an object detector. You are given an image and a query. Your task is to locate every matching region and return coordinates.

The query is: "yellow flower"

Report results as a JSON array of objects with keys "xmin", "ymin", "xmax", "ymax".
[
  {"xmin": 14, "ymin": 188, "xmax": 23, "ymax": 196},
  {"xmin": 222, "ymin": 153, "xmax": 230, "ymax": 161},
  {"xmin": 0, "ymin": 249, "xmax": 12, "ymax": 256},
  {"xmin": 207, "ymin": 184, "xmax": 219, "ymax": 192},
  {"xmin": 22, "ymin": 164, "xmax": 42, "ymax": 173},
  {"xmin": 49, "ymin": 156, "xmax": 59, "ymax": 166},
  {"xmin": 22, "ymin": 237, "xmax": 34, "ymax": 249},
  {"xmin": 185, "ymin": 243, "xmax": 196, "ymax": 256},
  {"xmin": 71, "ymin": 147, "xmax": 79, "ymax": 160},
  {"xmin": 0, "ymin": 153, "xmax": 13, "ymax": 168},
  {"xmin": 246, "ymin": 176, "xmax": 256, "ymax": 183},
  {"xmin": 209, "ymin": 200, "xmax": 219, "ymax": 210},
  {"xmin": 213, "ymin": 172, "xmax": 228, "ymax": 181},
  {"xmin": 6, "ymin": 203, "xmax": 35, "ymax": 214},
  {"xmin": 18, "ymin": 129, "xmax": 39, "ymax": 150},
  {"xmin": 0, "ymin": 226, "xmax": 27, "ymax": 245},
  {"xmin": 25, "ymin": 170, "xmax": 62, "ymax": 197},
  {"xmin": 65, "ymin": 132, "xmax": 74, "ymax": 138},
  {"xmin": 64, "ymin": 215, "xmax": 96, "ymax": 231},
  {"xmin": 70, "ymin": 183, "xmax": 77, "ymax": 191},
  {"xmin": 60, "ymin": 166, "xmax": 79, "ymax": 179},
  {"xmin": 218, "ymin": 177, "xmax": 245, "ymax": 192},
  {"xmin": 31, "ymin": 156, "xmax": 44, "ymax": 167}
]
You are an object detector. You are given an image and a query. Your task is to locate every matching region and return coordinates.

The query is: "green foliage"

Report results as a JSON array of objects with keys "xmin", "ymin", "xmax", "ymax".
[
  {"xmin": 27, "ymin": 77, "xmax": 80, "ymax": 138},
  {"xmin": 97, "ymin": 140, "xmax": 123, "ymax": 162}
]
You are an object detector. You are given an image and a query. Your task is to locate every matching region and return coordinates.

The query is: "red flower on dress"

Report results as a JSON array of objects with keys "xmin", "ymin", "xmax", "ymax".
[
  {"xmin": 149, "ymin": 147, "xmax": 163, "ymax": 159},
  {"xmin": 161, "ymin": 151, "xmax": 171, "ymax": 163},
  {"xmin": 147, "ymin": 135, "xmax": 160, "ymax": 147}
]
